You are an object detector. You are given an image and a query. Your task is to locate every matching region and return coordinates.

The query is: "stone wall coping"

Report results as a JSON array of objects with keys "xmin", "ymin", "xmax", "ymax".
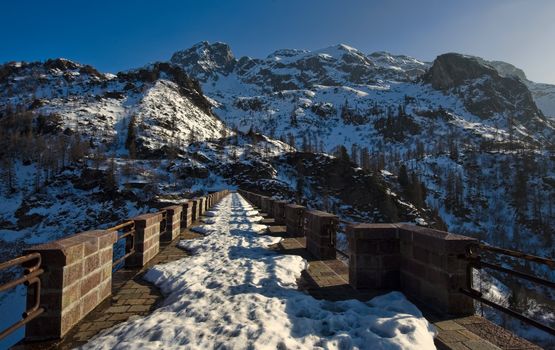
[
  {"xmin": 132, "ymin": 212, "xmax": 163, "ymax": 221},
  {"xmin": 162, "ymin": 205, "xmax": 183, "ymax": 214},
  {"xmin": 24, "ymin": 230, "xmax": 116, "ymax": 265},
  {"xmin": 346, "ymin": 224, "xmax": 399, "ymax": 239},
  {"xmin": 397, "ymin": 224, "xmax": 476, "ymax": 241},
  {"xmin": 304, "ymin": 210, "xmax": 338, "ymax": 218},
  {"xmin": 285, "ymin": 204, "xmax": 305, "ymax": 209}
]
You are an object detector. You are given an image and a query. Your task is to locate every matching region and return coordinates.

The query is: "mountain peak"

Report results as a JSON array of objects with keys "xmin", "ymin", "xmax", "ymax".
[{"xmin": 170, "ymin": 41, "xmax": 236, "ymax": 80}]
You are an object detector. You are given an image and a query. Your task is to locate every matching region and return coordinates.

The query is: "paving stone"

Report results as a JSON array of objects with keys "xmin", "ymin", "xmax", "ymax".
[
  {"xmin": 108, "ymin": 313, "xmax": 134, "ymax": 321},
  {"xmin": 128, "ymin": 304, "xmax": 153, "ymax": 312},
  {"xmin": 436, "ymin": 320, "xmax": 466, "ymax": 331},
  {"xmin": 124, "ymin": 298, "xmax": 146, "ymax": 305},
  {"xmin": 437, "ymin": 330, "xmax": 474, "ymax": 343},
  {"xmin": 106, "ymin": 305, "xmax": 130, "ymax": 313},
  {"xmin": 457, "ymin": 329, "xmax": 481, "ymax": 341},
  {"xmin": 439, "ymin": 342, "xmax": 471, "ymax": 350},
  {"xmin": 462, "ymin": 340, "xmax": 501, "ymax": 350},
  {"xmin": 88, "ymin": 321, "xmax": 117, "ymax": 332}
]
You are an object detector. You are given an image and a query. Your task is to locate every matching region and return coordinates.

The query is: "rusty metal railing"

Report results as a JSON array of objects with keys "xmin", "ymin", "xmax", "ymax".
[
  {"xmin": 0, "ymin": 253, "xmax": 45, "ymax": 340},
  {"xmin": 159, "ymin": 210, "xmax": 168, "ymax": 235},
  {"xmin": 459, "ymin": 243, "xmax": 555, "ymax": 336},
  {"xmin": 107, "ymin": 221, "xmax": 135, "ymax": 268},
  {"xmin": 334, "ymin": 219, "xmax": 355, "ymax": 260}
]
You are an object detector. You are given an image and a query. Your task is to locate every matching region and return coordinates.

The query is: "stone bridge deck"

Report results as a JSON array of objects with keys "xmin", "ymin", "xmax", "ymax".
[{"xmin": 13, "ymin": 192, "xmax": 543, "ymax": 349}]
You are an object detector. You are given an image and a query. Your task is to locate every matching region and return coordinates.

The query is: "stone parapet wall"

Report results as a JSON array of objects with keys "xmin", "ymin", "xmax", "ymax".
[{"xmin": 24, "ymin": 230, "xmax": 117, "ymax": 340}]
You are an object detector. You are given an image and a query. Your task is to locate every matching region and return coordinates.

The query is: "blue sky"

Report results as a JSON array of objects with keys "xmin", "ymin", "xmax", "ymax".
[{"xmin": 1, "ymin": 0, "xmax": 554, "ymax": 83}]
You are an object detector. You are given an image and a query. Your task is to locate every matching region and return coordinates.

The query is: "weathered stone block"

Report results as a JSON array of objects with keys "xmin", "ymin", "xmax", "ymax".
[
  {"xmin": 304, "ymin": 210, "xmax": 338, "ymax": 260},
  {"xmin": 285, "ymin": 204, "xmax": 305, "ymax": 236},
  {"xmin": 272, "ymin": 200, "xmax": 287, "ymax": 224}
]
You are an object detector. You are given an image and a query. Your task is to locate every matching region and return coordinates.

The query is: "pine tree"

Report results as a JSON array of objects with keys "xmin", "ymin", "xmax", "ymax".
[
  {"xmin": 126, "ymin": 115, "xmax": 138, "ymax": 158},
  {"xmin": 398, "ymin": 164, "xmax": 409, "ymax": 188},
  {"xmin": 338, "ymin": 145, "xmax": 350, "ymax": 162}
]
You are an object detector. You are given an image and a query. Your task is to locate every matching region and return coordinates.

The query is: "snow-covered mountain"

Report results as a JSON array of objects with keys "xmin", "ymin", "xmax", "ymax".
[
  {"xmin": 0, "ymin": 55, "xmax": 427, "ymax": 255},
  {"xmin": 0, "ymin": 41, "xmax": 554, "ymax": 347},
  {"xmin": 170, "ymin": 41, "xmax": 555, "ymax": 264},
  {"xmin": 0, "ymin": 60, "xmax": 230, "ymax": 157}
]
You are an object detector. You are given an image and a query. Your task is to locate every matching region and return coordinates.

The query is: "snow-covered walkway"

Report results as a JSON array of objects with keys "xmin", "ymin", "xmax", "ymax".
[{"xmin": 83, "ymin": 193, "xmax": 436, "ymax": 349}]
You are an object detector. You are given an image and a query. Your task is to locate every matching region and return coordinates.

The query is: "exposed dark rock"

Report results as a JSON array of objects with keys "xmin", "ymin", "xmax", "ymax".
[
  {"xmin": 423, "ymin": 53, "xmax": 549, "ymax": 134},
  {"xmin": 170, "ymin": 41, "xmax": 236, "ymax": 80}
]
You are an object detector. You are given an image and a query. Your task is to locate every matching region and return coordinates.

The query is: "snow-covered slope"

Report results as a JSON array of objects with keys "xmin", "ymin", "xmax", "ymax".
[{"xmin": 0, "ymin": 60, "xmax": 230, "ymax": 157}]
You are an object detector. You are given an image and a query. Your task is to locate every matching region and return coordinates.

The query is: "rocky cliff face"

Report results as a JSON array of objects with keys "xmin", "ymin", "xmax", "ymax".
[
  {"xmin": 422, "ymin": 53, "xmax": 545, "ymax": 126},
  {"xmin": 170, "ymin": 41, "xmax": 236, "ymax": 81}
]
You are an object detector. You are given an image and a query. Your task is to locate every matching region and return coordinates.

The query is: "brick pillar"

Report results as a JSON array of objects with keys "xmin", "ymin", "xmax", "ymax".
[
  {"xmin": 161, "ymin": 205, "xmax": 182, "ymax": 242},
  {"xmin": 285, "ymin": 204, "xmax": 305, "ymax": 236},
  {"xmin": 254, "ymin": 194, "xmax": 262, "ymax": 209},
  {"xmin": 127, "ymin": 212, "xmax": 162, "ymax": 267},
  {"xmin": 198, "ymin": 197, "xmax": 206, "ymax": 216},
  {"xmin": 191, "ymin": 199, "xmax": 200, "ymax": 222},
  {"xmin": 304, "ymin": 210, "xmax": 338, "ymax": 259},
  {"xmin": 347, "ymin": 224, "xmax": 400, "ymax": 290},
  {"xmin": 266, "ymin": 198, "xmax": 276, "ymax": 217},
  {"xmin": 397, "ymin": 224, "xmax": 476, "ymax": 316},
  {"xmin": 259, "ymin": 196, "xmax": 269, "ymax": 214},
  {"xmin": 24, "ymin": 230, "xmax": 117, "ymax": 340},
  {"xmin": 273, "ymin": 200, "xmax": 287, "ymax": 225},
  {"xmin": 181, "ymin": 202, "xmax": 193, "ymax": 228}
]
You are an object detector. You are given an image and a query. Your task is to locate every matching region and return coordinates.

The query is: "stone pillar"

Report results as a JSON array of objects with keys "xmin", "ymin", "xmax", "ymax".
[
  {"xmin": 254, "ymin": 194, "xmax": 262, "ymax": 209},
  {"xmin": 181, "ymin": 202, "xmax": 193, "ymax": 228},
  {"xmin": 347, "ymin": 224, "xmax": 400, "ymax": 290},
  {"xmin": 127, "ymin": 212, "xmax": 162, "ymax": 267},
  {"xmin": 347, "ymin": 223, "xmax": 477, "ymax": 316},
  {"xmin": 207, "ymin": 194, "xmax": 213, "ymax": 208},
  {"xmin": 266, "ymin": 198, "xmax": 276, "ymax": 217},
  {"xmin": 304, "ymin": 210, "xmax": 338, "ymax": 259},
  {"xmin": 24, "ymin": 230, "xmax": 117, "ymax": 340},
  {"xmin": 161, "ymin": 205, "xmax": 182, "ymax": 242},
  {"xmin": 191, "ymin": 199, "xmax": 200, "ymax": 222},
  {"xmin": 273, "ymin": 200, "xmax": 287, "ymax": 225},
  {"xmin": 260, "ymin": 196, "xmax": 270, "ymax": 214},
  {"xmin": 198, "ymin": 197, "xmax": 206, "ymax": 216},
  {"xmin": 285, "ymin": 204, "xmax": 305, "ymax": 236},
  {"xmin": 397, "ymin": 224, "xmax": 476, "ymax": 316}
]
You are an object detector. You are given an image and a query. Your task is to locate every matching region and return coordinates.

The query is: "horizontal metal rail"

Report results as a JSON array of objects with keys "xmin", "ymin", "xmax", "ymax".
[
  {"xmin": 108, "ymin": 221, "xmax": 136, "ymax": 268},
  {"xmin": 335, "ymin": 248, "xmax": 349, "ymax": 260},
  {"xmin": 478, "ymin": 243, "xmax": 555, "ymax": 268},
  {"xmin": 460, "ymin": 244, "xmax": 555, "ymax": 336},
  {"xmin": 160, "ymin": 210, "xmax": 168, "ymax": 233},
  {"xmin": 460, "ymin": 288, "xmax": 555, "ymax": 336},
  {"xmin": 0, "ymin": 253, "xmax": 45, "ymax": 340},
  {"xmin": 339, "ymin": 219, "xmax": 356, "ymax": 226}
]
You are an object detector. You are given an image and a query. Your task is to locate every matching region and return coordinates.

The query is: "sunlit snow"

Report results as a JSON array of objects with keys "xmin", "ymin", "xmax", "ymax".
[{"xmin": 83, "ymin": 193, "xmax": 436, "ymax": 349}]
